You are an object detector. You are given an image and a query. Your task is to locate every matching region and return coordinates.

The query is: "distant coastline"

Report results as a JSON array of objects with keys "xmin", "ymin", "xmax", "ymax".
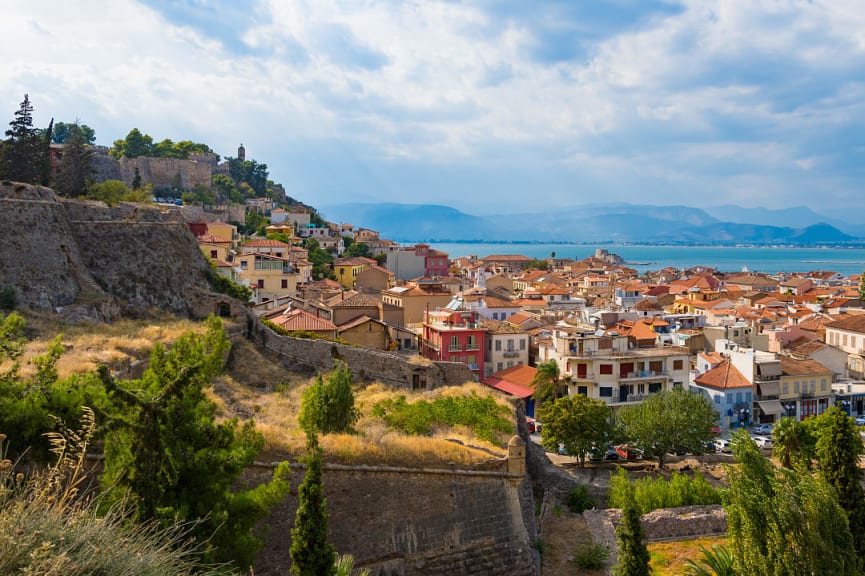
[{"xmin": 427, "ymin": 242, "xmax": 865, "ymax": 276}]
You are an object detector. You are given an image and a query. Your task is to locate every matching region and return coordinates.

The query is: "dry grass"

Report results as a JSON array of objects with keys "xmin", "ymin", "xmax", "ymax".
[
  {"xmin": 213, "ymin": 350, "xmax": 514, "ymax": 467},
  {"xmin": 9, "ymin": 317, "xmax": 207, "ymax": 379},
  {"xmin": 541, "ymin": 511, "xmax": 606, "ymax": 576},
  {"xmin": 648, "ymin": 536, "xmax": 727, "ymax": 575}
]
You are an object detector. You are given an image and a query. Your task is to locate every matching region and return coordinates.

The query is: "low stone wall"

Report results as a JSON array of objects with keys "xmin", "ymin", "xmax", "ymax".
[
  {"xmin": 254, "ymin": 324, "xmax": 475, "ymax": 389},
  {"xmin": 584, "ymin": 505, "xmax": 727, "ymax": 552}
]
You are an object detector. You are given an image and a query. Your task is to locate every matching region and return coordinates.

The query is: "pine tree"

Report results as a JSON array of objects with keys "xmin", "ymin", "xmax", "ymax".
[
  {"xmin": 1, "ymin": 94, "xmax": 43, "ymax": 183},
  {"xmin": 132, "ymin": 166, "xmax": 142, "ymax": 190},
  {"xmin": 290, "ymin": 434, "xmax": 336, "ymax": 576},
  {"xmin": 612, "ymin": 481, "xmax": 651, "ymax": 576},
  {"xmin": 56, "ymin": 123, "xmax": 93, "ymax": 197},
  {"xmin": 299, "ymin": 361, "xmax": 359, "ymax": 435}
]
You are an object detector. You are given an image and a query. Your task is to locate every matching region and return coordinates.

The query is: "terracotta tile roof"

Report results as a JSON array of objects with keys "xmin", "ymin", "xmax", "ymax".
[
  {"xmin": 489, "ymin": 364, "xmax": 537, "ymax": 387},
  {"xmin": 699, "ymin": 352, "xmax": 725, "ymax": 365},
  {"xmin": 826, "ymin": 314, "xmax": 865, "ymax": 334},
  {"xmin": 779, "ymin": 355, "xmax": 831, "ymax": 376},
  {"xmin": 337, "ymin": 315, "xmax": 381, "ymax": 331},
  {"xmin": 483, "ymin": 296, "xmax": 517, "ymax": 308},
  {"xmin": 481, "ymin": 319, "xmax": 525, "ymax": 335},
  {"xmin": 694, "ymin": 360, "xmax": 752, "ymax": 390},
  {"xmin": 266, "ymin": 307, "xmax": 337, "ymax": 332},
  {"xmin": 482, "ymin": 254, "xmax": 533, "ymax": 261},
  {"xmin": 243, "ymin": 239, "xmax": 291, "ymax": 248},
  {"xmin": 787, "ymin": 339, "xmax": 825, "ymax": 356},
  {"xmin": 330, "ymin": 293, "xmax": 385, "ymax": 308}
]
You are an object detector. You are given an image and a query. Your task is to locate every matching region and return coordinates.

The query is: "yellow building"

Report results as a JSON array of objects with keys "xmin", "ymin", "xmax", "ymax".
[
  {"xmin": 333, "ymin": 257, "xmax": 375, "ymax": 289},
  {"xmin": 237, "ymin": 253, "xmax": 302, "ymax": 303},
  {"xmin": 381, "ymin": 281, "xmax": 453, "ymax": 325},
  {"xmin": 337, "ymin": 315, "xmax": 391, "ymax": 350}
]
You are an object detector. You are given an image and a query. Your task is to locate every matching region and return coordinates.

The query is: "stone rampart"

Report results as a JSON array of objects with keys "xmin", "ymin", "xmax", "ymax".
[
  {"xmin": 255, "ymin": 323, "xmax": 476, "ymax": 388},
  {"xmin": 250, "ymin": 463, "xmax": 538, "ymax": 576}
]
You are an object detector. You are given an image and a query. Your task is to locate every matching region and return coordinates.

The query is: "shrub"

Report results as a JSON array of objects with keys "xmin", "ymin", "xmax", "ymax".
[
  {"xmin": 299, "ymin": 361, "xmax": 360, "ymax": 435},
  {"xmin": 608, "ymin": 468, "xmax": 721, "ymax": 514},
  {"xmin": 567, "ymin": 484, "xmax": 596, "ymax": 513},
  {"xmin": 371, "ymin": 392, "xmax": 512, "ymax": 445},
  {"xmin": 573, "ymin": 542, "xmax": 611, "ymax": 569}
]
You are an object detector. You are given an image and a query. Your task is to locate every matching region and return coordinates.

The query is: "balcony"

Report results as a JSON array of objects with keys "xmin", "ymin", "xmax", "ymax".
[
  {"xmin": 621, "ymin": 371, "xmax": 669, "ymax": 381},
  {"xmin": 503, "ymin": 350, "xmax": 520, "ymax": 358},
  {"xmin": 466, "ymin": 344, "xmax": 480, "ymax": 351},
  {"xmin": 448, "ymin": 345, "xmax": 462, "ymax": 352}
]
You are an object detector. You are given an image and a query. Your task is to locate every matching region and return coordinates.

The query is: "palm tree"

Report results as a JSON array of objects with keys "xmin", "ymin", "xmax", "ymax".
[
  {"xmin": 772, "ymin": 416, "xmax": 812, "ymax": 469},
  {"xmin": 532, "ymin": 360, "xmax": 564, "ymax": 406},
  {"xmin": 684, "ymin": 545, "xmax": 735, "ymax": 576}
]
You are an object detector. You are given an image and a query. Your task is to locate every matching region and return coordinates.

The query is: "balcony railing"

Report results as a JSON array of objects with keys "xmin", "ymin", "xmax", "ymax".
[
  {"xmin": 502, "ymin": 351, "xmax": 520, "ymax": 358},
  {"xmin": 621, "ymin": 371, "xmax": 669, "ymax": 380},
  {"xmin": 466, "ymin": 344, "xmax": 480, "ymax": 351},
  {"xmin": 448, "ymin": 345, "xmax": 462, "ymax": 352}
]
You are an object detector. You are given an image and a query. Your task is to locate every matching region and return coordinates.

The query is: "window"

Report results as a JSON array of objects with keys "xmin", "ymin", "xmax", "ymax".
[
  {"xmin": 507, "ymin": 338, "xmax": 514, "ymax": 350},
  {"xmin": 240, "ymin": 260, "xmax": 248, "ymax": 270},
  {"xmin": 497, "ymin": 362, "xmax": 503, "ymax": 372},
  {"xmin": 495, "ymin": 340, "xmax": 501, "ymax": 351},
  {"xmin": 794, "ymin": 381, "xmax": 800, "ymax": 393},
  {"xmin": 467, "ymin": 335, "xmax": 478, "ymax": 350},
  {"xmin": 600, "ymin": 387, "xmax": 613, "ymax": 397},
  {"xmin": 673, "ymin": 359, "xmax": 684, "ymax": 370},
  {"xmin": 821, "ymin": 379, "xmax": 827, "ymax": 392},
  {"xmin": 649, "ymin": 361, "xmax": 663, "ymax": 373},
  {"xmin": 281, "ymin": 279, "xmax": 288, "ymax": 289},
  {"xmin": 577, "ymin": 386, "xmax": 588, "ymax": 396},
  {"xmin": 449, "ymin": 335, "xmax": 459, "ymax": 351},
  {"xmin": 257, "ymin": 279, "xmax": 264, "ymax": 289},
  {"xmin": 577, "ymin": 363, "xmax": 587, "ymax": 378},
  {"xmin": 520, "ymin": 338, "xmax": 526, "ymax": 350},
  {"xmin": 599, "ymin": 364, "xmax": 613, "ymax": 375},
  {"xmin": 637, "ymin": 383, "xmax": 645, "ymax": 394},
  {"xmin": 210, "ymin": 250, "xmax": 218, "ymax": 259},
  {"xmin": 650, "ymin": 382, "xmax": 663, "ymax": 393},
  {"xmin": 715, "ymin": 395, "xmax": 721, "ymax": 404},
  {"xmin": 507, "ymin": 361, "xmax": 514, "ymax": 368},
  {"xmin": 782, "ymin": 382, "xmax": 789, "ymax": 394}
]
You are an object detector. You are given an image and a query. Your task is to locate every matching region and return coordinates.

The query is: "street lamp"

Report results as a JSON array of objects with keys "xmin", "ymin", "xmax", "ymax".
[
  {"xmin": 739, "ymin": 408, "xmax": 751, "ymax": 427},
  {"xmin": 784, "ymin": 403, "xmax": 796, "ymax": 418}
]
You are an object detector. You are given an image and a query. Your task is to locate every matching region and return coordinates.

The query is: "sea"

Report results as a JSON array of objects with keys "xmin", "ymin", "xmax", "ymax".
[{"xmin": 429, "ymin": 243, "xmax": 865, "ymax": 277}]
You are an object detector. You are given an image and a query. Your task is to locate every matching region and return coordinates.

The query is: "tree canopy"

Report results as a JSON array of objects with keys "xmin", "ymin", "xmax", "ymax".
[
  {"xmin": 51, "ymin": 121, "xmax": 95, "ymax": 145},
  {"xmin": 110, "ymin": 128, "xmax": 215, "ymax": 160},
  {"xmin": 618, "ymin": 388, "xmax": 717, "ymax": 468},
  {"xmin": 0, "ymin": 94, "xmax": 44, "ymax": 184},
  {"xmin": 538, "ymin": 394, "xmax": 611, "ymax": 467}
]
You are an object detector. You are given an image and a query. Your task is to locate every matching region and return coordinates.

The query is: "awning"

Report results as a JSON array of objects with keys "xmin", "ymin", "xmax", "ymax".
[
  {"xmin": 757, "ymin": 400, "xmax": 786, "ymax": 415},
  {"xmin": 758, "ymin": 381, "xmax": 780, "ymax": 397},
  {"xmin": 756, "ymin": 362, "xmax": 782, "ymax": 378}
]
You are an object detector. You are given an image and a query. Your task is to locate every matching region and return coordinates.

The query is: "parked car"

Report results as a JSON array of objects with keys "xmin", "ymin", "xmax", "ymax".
[
  {"xmin": 702, "ymin": 441, "xmax": 717, "ymax": 454},
  {"xmin": 751, "ymin": 424, "xmax": 773, "ymax": 435},
  {"xmin": 709, "ymin": 426, "xmax": 722, "ymax": 435},
  {"xmin": 854, "ymin": 416, "xmax": 865, "ymax": 426},
  {"xmin": 615, "ymin": 444, "xmax": 643, "ymax": 461},
  {"xmin": 713, "ymin": 438, "xmax": 732, "ymax": 453},
  {"xmin": 752, "ymin": 436, "xmax": 773, "ymax": 449},
  {"xmin": 589, "ymin": 444, "xmax": 619, "ymax": 462}
]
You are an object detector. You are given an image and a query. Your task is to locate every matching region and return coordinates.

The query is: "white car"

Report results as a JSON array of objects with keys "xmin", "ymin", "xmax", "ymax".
[
  {"xmin": 854, "ymin": 416, "xmax": 865, "ymax": 426},
  {"xmin": 752, "ymin": 435, "xmax": 772, "ymax": 449},
  {"xmin": 713, "ymin": 438, "xmax": 731, "ymax": 453}
]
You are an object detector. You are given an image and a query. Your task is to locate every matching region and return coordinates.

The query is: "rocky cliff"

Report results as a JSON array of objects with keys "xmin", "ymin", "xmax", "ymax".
[{"xmin": 0, "ymin": 181, "xmax": 213, "ymax": 317}]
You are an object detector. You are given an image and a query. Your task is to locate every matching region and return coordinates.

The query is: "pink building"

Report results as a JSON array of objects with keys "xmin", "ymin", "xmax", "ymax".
[{"xmin": 421, "ymin": 307, "xmax": 487, "ymax": 380}]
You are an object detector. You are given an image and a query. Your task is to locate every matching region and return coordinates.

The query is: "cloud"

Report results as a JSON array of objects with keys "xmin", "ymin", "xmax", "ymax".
[{"xmin": 1, "ymin": 0, "xmax": 864, "ymax": 215}]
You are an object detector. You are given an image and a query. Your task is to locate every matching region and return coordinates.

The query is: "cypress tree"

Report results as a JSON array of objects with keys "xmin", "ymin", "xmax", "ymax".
[
  {"xmin": 612, "ymin": 481, "xmax": 650, "ymax": 576},
  {"xmin": 290, "ymin": 434, "xmax": 336, "ymax": 576},
  {"xmin": 815, "ymin": 406, "xmax": 865, "ymax": 557}
]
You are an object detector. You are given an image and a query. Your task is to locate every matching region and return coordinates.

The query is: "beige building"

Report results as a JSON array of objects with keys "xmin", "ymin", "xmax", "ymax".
[
  {"xmin": 483, "ymin": 320, "xmax": 530, "ymax": 376},
  {"xmin": 329, "ymin": 292, "xmax": 404, "ymax": 326},
  {"xmin": 337, "ymin": 315, "xmax": 391, "ymax": 350},
  {"xmin": 382, "ymin": 281, "xmax": 453, "ymax": 325},
  {"xmin": 237, "ymin": 253, "xmax": 302, "ymax": 303},
  {"xmin": 538, "ymin": 323, "xmax": 690, "ymax": 407}
]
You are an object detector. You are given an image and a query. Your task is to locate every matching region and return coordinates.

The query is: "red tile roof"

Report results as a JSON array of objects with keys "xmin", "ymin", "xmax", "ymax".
[{"xmin": 694, "ymin": 360, "xmax": 752, "ymax": 390}]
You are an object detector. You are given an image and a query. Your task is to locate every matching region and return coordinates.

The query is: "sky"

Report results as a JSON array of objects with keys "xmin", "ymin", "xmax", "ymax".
[{"xmin": 2, "ymin": 0, "xmax": 865, "ymax": 217}]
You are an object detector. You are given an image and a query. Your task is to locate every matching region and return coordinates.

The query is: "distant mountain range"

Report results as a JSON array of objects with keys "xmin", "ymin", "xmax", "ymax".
[{"xmin": 319, "ymin": 202, "xmax": 860, "ymax": 245}]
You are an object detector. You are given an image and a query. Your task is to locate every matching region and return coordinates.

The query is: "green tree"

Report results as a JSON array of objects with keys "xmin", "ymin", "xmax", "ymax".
[
  {"xmin": 813, "ymin": 406, "xmax": 865, "ymax": 556},
  {"xmin": 132, "ymin": 166, "xmax": 142, "ymax": 190},
  {"xmin": 859, "ymin": 271, "xmax": 865, "ymax": 302},
  {"xmin": 619, "ymin": 388, "xmax": 717, "ymax": 469},
  {"xmin": 110, "ymin": 128, "xmax": 153, "ymax": 158},
  {"xmin": 1, "ymin": 94, "xmax": 43, "ymax": 183},
  {"xmin": 51, "ymin": 121, "xmax": 95, "ymax": 145},
  {"xmin": 290, "ymin": 434, "xmax": 337, "ymax": 576},
  {"xmin": 771, "ymin": 416, "xmax": 814, "ymax": 469},
  {"xmin": 612, "ymin": 480, "xmax": 650, "ymax": 576},
  {"xmin": 299, "ymin": 361, "xmax": 360, "ymax": 435},
  {"xmin": 99, "ymin": 316, "xmax": 290, "ymax": 568},
  {"xmin": 305, "ymin": 238, "xmax": 336, "ymax": 280},
  {"xmin": 55, "ymin": 122, "xmax": 94, "ymax": 197},
  {"xmin": 526, "ymin": 258, "xmax": 549, "ymax": 270},
  {"xmin": 538, "ymin": 394, "xmax": 610, "ymax": 467},
  {"xmin": 88, "ymin": 179, "xmax": 131, "ymax": 205},
  {"xmin": 725, "ymin": 429, "xmax": 859, "ymax": 575},
  {"xmin": 532, "ymin": 359, "xmax": 564, "ymax": 408},
  {"xmin": 345, "ymin": 241, "xmax": 371, "ymax": 258},
  {"xmin": 213, "ymin": 173, "xmax": 242, "ymax": 203}
]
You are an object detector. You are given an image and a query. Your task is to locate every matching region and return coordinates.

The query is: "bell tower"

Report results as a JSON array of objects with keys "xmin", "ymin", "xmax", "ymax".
[{"xmin": 238, "ymin": 143, "xmax": 246, "ymax": 162}]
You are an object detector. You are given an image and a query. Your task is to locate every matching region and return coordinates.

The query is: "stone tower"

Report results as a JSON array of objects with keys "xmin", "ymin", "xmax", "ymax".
[{"xmin": 238, "ymin": 143, "xmax": 246, "ymax": 162}]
